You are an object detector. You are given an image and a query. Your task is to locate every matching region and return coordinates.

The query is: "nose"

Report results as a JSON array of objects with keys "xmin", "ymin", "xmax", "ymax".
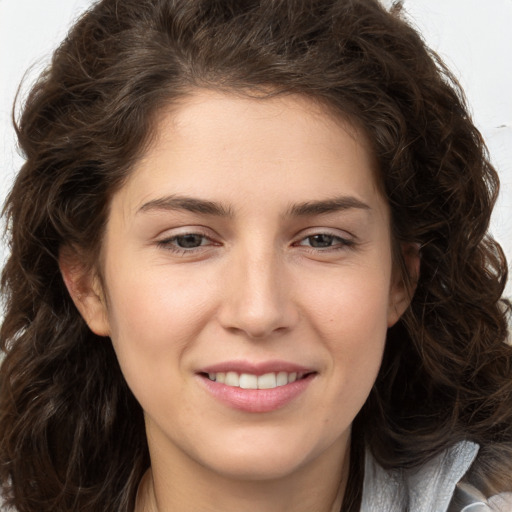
[{"xmin": 217, "ymin": 248, "xmax": 299, "ymax": 339}]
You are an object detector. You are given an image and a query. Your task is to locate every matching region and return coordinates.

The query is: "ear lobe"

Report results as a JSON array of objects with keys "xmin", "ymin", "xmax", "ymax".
[
  {"xmin": 387, "ymin": 243, "xmax": 420, "ymax": 327},
  {"xmin": 59, "ymin": 246, "xmax": 110, "ymax": 337}
]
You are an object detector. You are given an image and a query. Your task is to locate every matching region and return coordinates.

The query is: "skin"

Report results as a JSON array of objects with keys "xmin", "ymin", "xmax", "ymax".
[{"xmin": 61, "ymin": 91, "xmax": 416, "ymax": 512}]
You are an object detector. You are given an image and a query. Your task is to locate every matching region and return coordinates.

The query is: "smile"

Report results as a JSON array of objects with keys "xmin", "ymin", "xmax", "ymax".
[
  {"xmin": 198, "ymin": 363, "xmax": 316, "ymax": 412},
  {"xmin": 207, "ymin": 371, "xmax": 302, "ymax": 389}
]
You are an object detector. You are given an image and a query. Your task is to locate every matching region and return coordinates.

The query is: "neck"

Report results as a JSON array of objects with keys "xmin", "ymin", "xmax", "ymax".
[{"xmin": 135, "ymin": 441, "xmax": 351, "ymax": 512}]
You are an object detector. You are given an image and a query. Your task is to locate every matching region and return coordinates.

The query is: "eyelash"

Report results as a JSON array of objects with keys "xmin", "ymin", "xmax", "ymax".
[{"xmin": 156, "ymin": 230, "xmax": 355, "ymax": 256}]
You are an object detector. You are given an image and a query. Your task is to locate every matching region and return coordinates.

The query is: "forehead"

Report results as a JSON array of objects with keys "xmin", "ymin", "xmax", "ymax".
[
  {"xmin": 151, "ymin": 90, "xmax": 375, "ymax": 165},
  {"xmin": 114, "ymin": 90, "xmax": 384, "ymax": 217}
]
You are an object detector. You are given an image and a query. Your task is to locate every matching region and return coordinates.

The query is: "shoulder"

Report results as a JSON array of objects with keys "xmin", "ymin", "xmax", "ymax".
[
  {"xmin": 450, "ymin": 482, "xmax": 512, "ymax": 512},
  {"xmin": 360, "ymin": 441, "xmax": 512, "ymax": 512}
]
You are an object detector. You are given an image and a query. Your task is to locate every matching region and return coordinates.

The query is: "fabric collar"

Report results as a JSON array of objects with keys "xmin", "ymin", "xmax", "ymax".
[{"xmin": 360, "ymin": 440, "xmax": 480, "ymax": 511}]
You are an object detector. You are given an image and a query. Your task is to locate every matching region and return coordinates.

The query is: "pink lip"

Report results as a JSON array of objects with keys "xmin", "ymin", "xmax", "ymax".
[{"xmin": 196, "ymin": 360, "xmax": 316, "ymax": 413}]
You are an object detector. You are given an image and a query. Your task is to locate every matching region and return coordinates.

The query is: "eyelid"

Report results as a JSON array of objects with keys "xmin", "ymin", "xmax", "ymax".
[
  {"xmin": 293, "ymin": 227, "xmax": 355, "ymax": 242},
  {"xmin": 154, "ymin": 224, "xmax": 219, "ymax": 241}
]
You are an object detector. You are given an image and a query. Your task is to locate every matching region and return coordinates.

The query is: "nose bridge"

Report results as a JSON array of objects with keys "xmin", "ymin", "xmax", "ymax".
[{"xmin": 219, "ymin": 240, "xmax": 296, "ymax": 338}]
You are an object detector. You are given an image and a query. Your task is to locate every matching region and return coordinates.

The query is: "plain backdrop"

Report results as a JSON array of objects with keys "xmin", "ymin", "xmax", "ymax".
[{"xmin": 1, "ymin": 0, "xmax": 511, "ymax": 297}]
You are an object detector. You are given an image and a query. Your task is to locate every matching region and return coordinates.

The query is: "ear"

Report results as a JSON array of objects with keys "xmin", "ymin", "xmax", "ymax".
[
  {"xmin": 59, "ymin": 246, "xmax": 110, "ymax": 337},
  {"xmin": 387, "ymin": 242, "xmax": 420, "ymax": 327}
]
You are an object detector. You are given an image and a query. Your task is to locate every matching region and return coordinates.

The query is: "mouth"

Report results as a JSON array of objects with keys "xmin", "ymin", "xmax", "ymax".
[
  {"xmin": 201, "ymin": 371, "xmax": 312, "ymax": 390},
  {"xmin": 197, "ymin": 363, "xmax": 317, "ymax": 413}
]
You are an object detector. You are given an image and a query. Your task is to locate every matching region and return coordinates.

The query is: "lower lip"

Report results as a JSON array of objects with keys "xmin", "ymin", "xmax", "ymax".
[{"xmin": 198, "ymin": 374, "xmax": 315, "ymax": 413}]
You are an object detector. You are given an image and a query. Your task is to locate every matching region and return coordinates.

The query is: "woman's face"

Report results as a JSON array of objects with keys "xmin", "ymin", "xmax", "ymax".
[{"xmin": 74, "ymin": 91, "xmax": 411, "ymax": 482}]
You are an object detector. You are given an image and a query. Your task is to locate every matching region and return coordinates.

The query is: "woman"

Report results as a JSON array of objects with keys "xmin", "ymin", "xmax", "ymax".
[{"xmin": 1, "ymin": 0, "xmax": 511, "ymax": 510}]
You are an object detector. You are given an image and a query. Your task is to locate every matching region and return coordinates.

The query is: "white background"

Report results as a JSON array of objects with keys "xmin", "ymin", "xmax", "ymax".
[{"xmin": 1, "ymin": 0, "xmax": 511, "ymax": 297}]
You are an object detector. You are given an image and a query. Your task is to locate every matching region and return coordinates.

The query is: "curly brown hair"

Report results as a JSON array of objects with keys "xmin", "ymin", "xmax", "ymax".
[{"xmin": 1, "ymin": 0, "xmax": 511, "ymax": 511}]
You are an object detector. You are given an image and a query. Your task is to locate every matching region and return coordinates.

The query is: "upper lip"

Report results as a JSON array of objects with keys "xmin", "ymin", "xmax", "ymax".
[{"xmin": 199, "ymin": 360, "xmax": 314, "ymax": 376}]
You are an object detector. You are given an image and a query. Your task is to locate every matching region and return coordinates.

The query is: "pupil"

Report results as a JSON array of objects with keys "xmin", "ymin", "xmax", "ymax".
[
  {"xmin": 309, "ymin": 234, "xmax": 333, "ymax": 248},
  {"xmin": 177, "ymin": 234, "xmax": 203, "ymax": 248}
]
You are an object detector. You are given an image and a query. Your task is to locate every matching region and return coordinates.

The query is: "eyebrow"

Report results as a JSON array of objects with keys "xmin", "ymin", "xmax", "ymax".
[
  {"xmin": 286, "ymin": 196, "xmax": 371, "ymax": 217},
  {"xmin": 138, "ymin": 195, "xmax": 234, "ymax": 217},
  {"xmin": 137, "ymin": 194, "xmax": 371, "ymax": 218}
]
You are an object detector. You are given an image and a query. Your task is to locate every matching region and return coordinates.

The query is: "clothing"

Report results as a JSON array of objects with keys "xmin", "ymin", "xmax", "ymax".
[{"xmin": 361, "ymin": 441, "xmax": 512, "ymax": 511}]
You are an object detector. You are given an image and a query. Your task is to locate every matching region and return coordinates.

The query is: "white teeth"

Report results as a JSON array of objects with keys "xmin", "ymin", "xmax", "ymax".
[
  {"xmin": 225, "ymin": 371, "xmax": 239, "ymax": 387},
  {"xmin": 207, "ymin": 371, "xmax": 304, "ymax": 389},
  {"xmin": 258, "ymin": 372, "xmax": 277, "ymax": 389},
  {"xmin": 276, "ymin": 371, "xmax": 288, "ymax": 386},
  {"xmin": 239, "ymin": 373, "xmax": 258, "ymax": 389}
]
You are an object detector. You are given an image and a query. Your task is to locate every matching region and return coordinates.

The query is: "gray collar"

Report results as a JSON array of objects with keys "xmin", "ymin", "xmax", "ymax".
[{"xmin": 360, "ymin": 440, "xmax": 480, "ymax": 512}]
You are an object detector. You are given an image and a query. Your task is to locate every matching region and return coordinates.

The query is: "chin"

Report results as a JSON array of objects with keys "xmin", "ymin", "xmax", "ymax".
[
  {"xmin": 204, "ymin": 450, "xmax": 311, "ymax": 482},
  {"xmin": 191, "ymin": 429, "xmax": 340, "ymax": 482}
]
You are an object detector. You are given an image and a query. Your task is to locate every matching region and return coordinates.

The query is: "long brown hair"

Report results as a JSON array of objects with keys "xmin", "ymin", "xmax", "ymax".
[{"xmin": 1, "ymin": 0, "xmax": 511, "ymax": 510}]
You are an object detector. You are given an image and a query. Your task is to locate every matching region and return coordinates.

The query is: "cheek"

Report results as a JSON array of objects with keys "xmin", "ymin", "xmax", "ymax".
[
  {"xmin": 101, "ymin": 265, "xmax": 215, "ymax": 419},
  {"xmin": 302, "ymin": 265, "xmax": 392, "ymax": 341},
  {"xmin": 102, "ymin": 254, "xmax": 220, "ymax": 386},
  {"xmin": 299, "ymin": 267, "xmax": 390, "ymax": 398}
]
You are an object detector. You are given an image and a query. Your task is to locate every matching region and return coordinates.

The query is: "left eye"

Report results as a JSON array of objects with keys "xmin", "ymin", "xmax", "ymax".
[
  {"xmin": 297, "ymin": 234, "xmax": 349, "ymax": 249},
  {"xmin": 159, "ymin": 233, "xmax": 211, "ymax": 250}
]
